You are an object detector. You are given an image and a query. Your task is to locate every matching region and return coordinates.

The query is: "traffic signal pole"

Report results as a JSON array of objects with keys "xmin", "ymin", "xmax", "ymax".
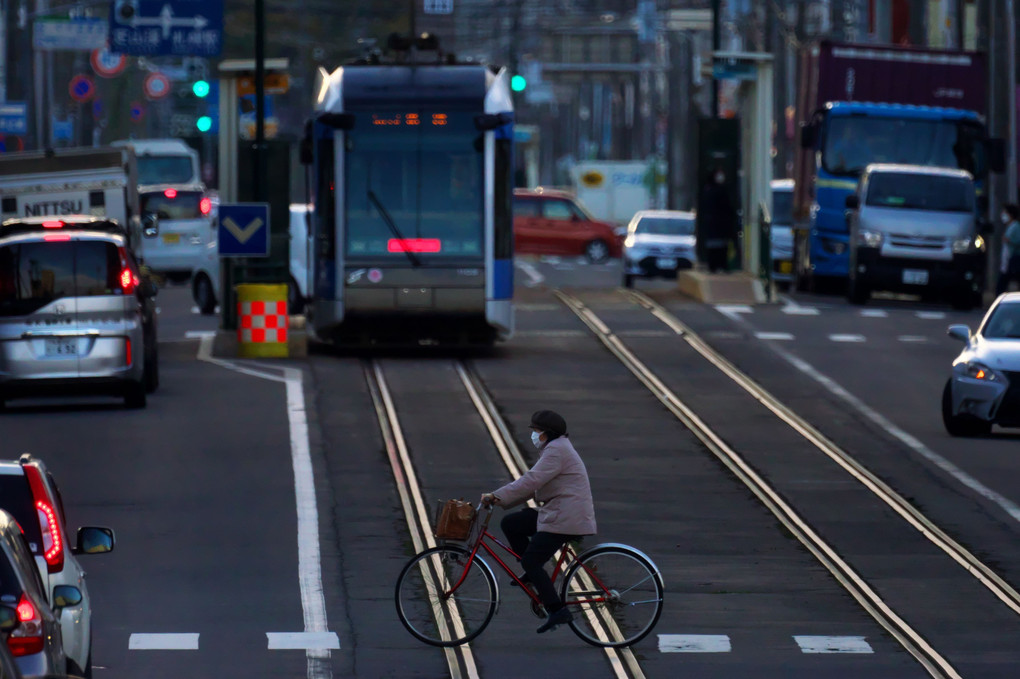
[{"xmin": 254, "ymin": 0, "xmax": 266, "ymax": 202}]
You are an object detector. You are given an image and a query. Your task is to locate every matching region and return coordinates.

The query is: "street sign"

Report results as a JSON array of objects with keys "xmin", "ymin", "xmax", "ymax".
[
  {"xmin": 68, "ymin": 75, "xmax": 96, "ymax": 103},
  {"xmin": 713, "ymin": 60, "xmax": 757, "ymax": 82},
  {"xmin": 91, "ymin": 48, "xmax": 128, "ymax": 78},
  {"xmin": 0, "ymin": 103, "xmax": 28, "ymax": 135},
  {"xmin": 424, "ymin": 0, "xmax": 453, "ymax": 13},
  {"xmin": 109, "ymin": 0, "xmax": 224, "ymax": 57},
  {"xmin": 143, "ymin": 72, "xmax": 171, "ymax": 100},
  {"xmin": 236, "ymin": 73, "xmax": 290, "ymax": 96},
  {"xmin": 219, "ymin": 203, "xmax": 270, "ymax": 257},
  {"xmin": 33, "ymin": 17, "xmax": 108, "ymax": 50}
]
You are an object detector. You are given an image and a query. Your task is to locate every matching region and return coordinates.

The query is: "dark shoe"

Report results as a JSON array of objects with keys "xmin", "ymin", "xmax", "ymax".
[
  {"xmin": 536, "ymin": 607, "xmax": 573, "ymax": 633},
  {"xmin": 509, "ymin": 573, "xmax": 531, "ymax": 588}
]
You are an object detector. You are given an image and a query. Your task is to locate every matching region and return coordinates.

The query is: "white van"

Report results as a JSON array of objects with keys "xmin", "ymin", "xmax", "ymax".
[{"xmin": 110, "ymin": 138, "xmax": 201, "ymax": 186}]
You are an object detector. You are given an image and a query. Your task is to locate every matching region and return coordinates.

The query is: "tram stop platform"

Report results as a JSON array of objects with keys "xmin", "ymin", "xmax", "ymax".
[{"xmin": 676, "ymin": 271, "xmax": 769, "ymax": 305}]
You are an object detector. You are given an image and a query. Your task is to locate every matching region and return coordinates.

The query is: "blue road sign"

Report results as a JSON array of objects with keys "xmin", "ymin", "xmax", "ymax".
[
  {"xmin": 218, "ymin": 203, "xmax": 270, "ymax": 257},
  {"xmin": 0, "ymin": 103, "xmax": 28, "ymax": 135},
  {"xmin": 109, "ymin": 0, "xmax": 223, "ymax": 56}
]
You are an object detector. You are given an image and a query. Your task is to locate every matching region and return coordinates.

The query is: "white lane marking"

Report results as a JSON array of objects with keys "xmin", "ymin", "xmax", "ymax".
[
  {"xmin": 514, "ymin": 303, "xmax": 559, "ymax": 311},
  {"xmin": 617, "ymin": 329, "xmax": 672, "ymax": 337},
  {"xmin": 759, "ymin": 337, "xmax": 1020, "ymax": 524},
  {"xmin": 514, "ymin": 260, "xmax": 544, "ymax": 287},
  {"xmin": 795, "ymin": 636, "xmax": 873, "ymax": 654},
  {"xmin": 782, "ymin": 305, "xmax": 820, "ymax": 315},
  {"xmin": 829, "ymin": 334, "xmax": 866, "ymax": 342},
  {"xmin": 198, "ymin": 337, "xmax": 333, "ymax": 676},
  {"xmin": 658, "ymin": 634, "xmax": 731, "ymax": 653},
  {"xmin": 267, "ymin": 632, "xmax": 341, "ymax": 650},
  {"xmin": 898, "ymin": 335, "xmax": 928, "ymax": 343},
  {"xmin": 190, "ymin": 306, "xmax": 201, "ymax": 314},
  {"xmin": 185, "ymin": 331, "xmax": 216, "ymax": 339},
  {"xmin": 129, "ymin": 633, "xmax": 199, "ymax": 650},
  {"xmin": 514, "ymin": 330, "xmax": 586, "ymax": 337},
  {"xmin": 715, "ymin": 304, "xmax": 753, "ymax": 321},
  {"xmin": 917, "ymin": 311, "xmax": 946, "ymax": 320},
  {"xmin": 756, "ymin": 332, "xmax": 795, "ymax": 341},
  {"xmin": 860, "ymin": 309, "xmax": 888, "ymax": 318}
]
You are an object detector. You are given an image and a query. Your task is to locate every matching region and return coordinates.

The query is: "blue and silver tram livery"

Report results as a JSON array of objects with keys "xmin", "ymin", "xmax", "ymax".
[{"xmin": 304, "ymin": 62, "xmax": 515, "ymax": 346}]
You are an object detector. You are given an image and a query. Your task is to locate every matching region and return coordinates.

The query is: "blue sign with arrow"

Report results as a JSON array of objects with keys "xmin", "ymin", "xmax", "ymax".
[
  {"xmin": 218, "ymin": 203, "xmax": 270, "ymax": 257},
  {"xmin": 109, "ymin": 0, "xmax": 223, "ymax": 56}
]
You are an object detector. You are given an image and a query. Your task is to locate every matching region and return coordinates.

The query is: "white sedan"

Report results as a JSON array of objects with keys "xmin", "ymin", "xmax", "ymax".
[{"xmin": 943, "ymin": 292, "xmax": 1020, "ymax": 436}]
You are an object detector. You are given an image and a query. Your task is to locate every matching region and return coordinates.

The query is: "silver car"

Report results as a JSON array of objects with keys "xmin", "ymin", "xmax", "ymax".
[
  {"xmin": 0, "ymin": 216, "xmax": 158, "ymax": 409},
  {"xmin": 622, "ymin": 210, "xmax": 696, "ymax": 288},
  {"xmin": 770, "ymin": 179, "xmax": 794, "ymax": 288},
  {"xmin": 943, "ymin": 292, "xmax": 1020, "ymax": 436}
]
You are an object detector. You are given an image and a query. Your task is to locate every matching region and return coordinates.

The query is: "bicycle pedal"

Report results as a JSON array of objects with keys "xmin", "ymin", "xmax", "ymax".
[{"xmin": 530, "ymin": 599, "xmax": 547, "ymax": 618}]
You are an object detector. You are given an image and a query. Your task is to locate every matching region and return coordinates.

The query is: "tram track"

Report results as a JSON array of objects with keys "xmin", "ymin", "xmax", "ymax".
[
  {"xmin": 553, "ymin": 288, "xmax": 963, "ymax": 679},
  {"xmin": 363, "ymin": 358, "xmax": 647, "ymax": 679}
]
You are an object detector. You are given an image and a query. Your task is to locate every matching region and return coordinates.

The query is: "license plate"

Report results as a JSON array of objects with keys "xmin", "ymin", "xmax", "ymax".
[
  {"xmin": 162, "ymin": 233, "xmax": 180, "ymax": 244},
  {"xmin": 778, "ymin": 261, "xmax": 793, "ymax": 274},
  {"xmin": 902, "ymin": 269, "xmax": 929, "ymax": 285},
  {"xmin": 44, "ymin": 337, "xmax": 78, "ymax": 357},
  {"xmin": 656, "ymin": 257, "xmax": 677, "ymax": 269}
]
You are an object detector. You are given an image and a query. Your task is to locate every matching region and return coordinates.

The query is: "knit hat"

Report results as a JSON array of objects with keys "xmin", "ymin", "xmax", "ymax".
[{"xmin": 530, "ymin": 410, "xmax": 567, "ymax": 438}]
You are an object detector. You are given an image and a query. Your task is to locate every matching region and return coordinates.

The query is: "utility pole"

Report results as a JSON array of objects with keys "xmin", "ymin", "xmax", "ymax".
[
  {"xmin": 711, "ymin": 0, "xmax": 720, "ymax": 117},
  {"xmin": 1006, "ymin": 0, "xmax": 1017, "ymax": 204},
  {"xmin": 254, "ymin": 0, "xmax": 266, "ymax": 202}
]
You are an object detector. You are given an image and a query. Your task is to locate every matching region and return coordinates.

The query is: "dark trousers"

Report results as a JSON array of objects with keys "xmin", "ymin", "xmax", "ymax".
[
  {"xmin": 997, "ymin": 255, "xmax": 1020, "ymax": 295},
  {"xmin": 706, "ymin": 246, "xmax": 729, "ymax": 273},
  {"xmin": 501, "ymin": 508, "xmax": 576, "ymax": 612}
]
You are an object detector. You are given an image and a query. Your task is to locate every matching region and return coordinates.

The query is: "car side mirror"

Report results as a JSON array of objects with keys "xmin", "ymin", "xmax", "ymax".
[
  {"xmin": 0, "ymin": 605, "xmax": 18, "ymax": 633},
  {"xmin": 947, "ymin": 324, "xmax": 971, "ymax": 342},
  {"xmin": 75, "ymin": 526, "xmax": 115, "ymax": 555},
  {"xmin": 52, "ymin": 585, "xmax": 82, "ymax": 611},
  {"xmin": 844, "ymin": 195, "xmax": 860, "ymax": 210},
  {"xmin": 142, "ymin": 213, "xmax": 159, "ymax": 238}
]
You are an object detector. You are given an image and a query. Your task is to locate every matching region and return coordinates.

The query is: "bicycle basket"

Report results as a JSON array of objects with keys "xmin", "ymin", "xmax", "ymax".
[{"xmin": 434, "ymin": 499, "xmax": 477, "ymax": 541}]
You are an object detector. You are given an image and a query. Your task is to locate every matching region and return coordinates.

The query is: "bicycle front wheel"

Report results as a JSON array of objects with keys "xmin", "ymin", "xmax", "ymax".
[
  {"xmin": 395, "ymin": 545, "xmax": 497, "ymax": 647},
  {"xmin": 561, "ymin": 545, "xmax": 664, "ymax": 648}
]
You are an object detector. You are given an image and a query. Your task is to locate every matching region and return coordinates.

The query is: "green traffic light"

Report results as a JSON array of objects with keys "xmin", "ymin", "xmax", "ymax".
[
  {"xmin": 196, "ymin": 116, "xmax": 212, "ymax": 132},
  {"xmin": 511, "ymin": 75, "xmax": 527, "ymax": 92},
  {"xmin": 192, "ymin": 80, "xmax": 210, "ymax": 98}
]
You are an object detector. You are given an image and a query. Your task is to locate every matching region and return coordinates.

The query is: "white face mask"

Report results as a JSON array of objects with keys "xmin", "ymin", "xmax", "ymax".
[
  {"xmin": 1003, "ymin": 212, "xmax": 1011, "ymax": 224},
  {"xmin": 531, "ymin": 431, "xmax": 543, "ymax": 449}
]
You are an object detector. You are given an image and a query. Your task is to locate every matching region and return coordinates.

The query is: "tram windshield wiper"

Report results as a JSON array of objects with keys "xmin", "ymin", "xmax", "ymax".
[{"xmin": 367, "ymin": 190, "xmax": 422, "ymax": 268}]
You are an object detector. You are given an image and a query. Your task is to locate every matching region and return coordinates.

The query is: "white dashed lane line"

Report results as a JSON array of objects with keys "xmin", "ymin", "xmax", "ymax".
[
  {"xmin": 657, "ymin": 634, "xmax": 875, "ymax": 654},
  {"xmin": 829, "ymin": 334, "xmax": 866, "ymax": 343},
  {"xmin": 916, "ymin": 311, "xmax": 946, "ymax": 320},
  {"xmin": 860, "ymin": 309, "xmax": 889, "ymax": 318},
  {"xmin": 898, "ymin": 335, "xmax": 929, "ymax": 343},
  {"xmin": 129, "ymin": 633, "xmax": 200, "ymax": 650},
  {"xmin": 795, "ymin": 636, "xmax": 874, "ymax": 654},
  {"xmin": 755, "ymin": 332, "xmax": 795, "ymax": 341},
  {"xmin": 266, "ymin": 632, "xmax": 341, "ymax": 650}
]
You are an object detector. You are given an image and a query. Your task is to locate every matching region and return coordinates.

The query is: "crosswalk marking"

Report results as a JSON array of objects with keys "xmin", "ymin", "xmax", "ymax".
[
  {"xmin": 756, "ymin": 332, "xmax": 795, "ymax": 341},
  {"xmin": 794, "ymin": 635, "xmax": 873, "ymax": 654},
  {"xmin": 658, "ymin": 634, "xmax": 731, "ymax": 653},
  {"xmin": 266, "ymin": 632, "xmax": 341, "ymax": 650},
  {"xmin": 829, "ymin": 334, "xmax": 866, "ymax": 342},
  {"xmin": 129, "ymin": 633, "xmax": 199, "ymax": 650}
]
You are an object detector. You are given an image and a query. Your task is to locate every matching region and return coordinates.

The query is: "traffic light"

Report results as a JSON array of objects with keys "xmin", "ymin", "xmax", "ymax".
[
  {"xmin": 192, "ymin": 80, "xmax": 210, "ymax": 98},
  {"xmin": 196, "ymin": 116, "xmax": 213, "ymax": 132},
  {"xmin": 511, "ymin": 75, "xmax": 527, "ymax": 92}
]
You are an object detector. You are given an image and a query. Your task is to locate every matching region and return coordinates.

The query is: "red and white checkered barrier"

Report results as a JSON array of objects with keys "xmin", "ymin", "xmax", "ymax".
[{"xmin": 239, "ymin": 300, "xmax": 288, "ymax": 344}]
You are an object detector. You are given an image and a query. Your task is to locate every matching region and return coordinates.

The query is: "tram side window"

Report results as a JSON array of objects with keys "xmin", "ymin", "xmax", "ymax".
[{"xmin": 317, "ymin": 138, "xmax": 335, "ymax": 259}]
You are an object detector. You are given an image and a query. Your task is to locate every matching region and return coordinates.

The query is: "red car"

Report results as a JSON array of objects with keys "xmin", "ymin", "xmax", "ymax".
[{"xmin": 513, "ymin": 188, "xmax": 622, "ymax": 262}]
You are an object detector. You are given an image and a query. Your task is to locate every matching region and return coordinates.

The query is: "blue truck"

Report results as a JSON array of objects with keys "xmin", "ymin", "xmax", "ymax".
[{"xmin": 792, "ymin": 41, "xmax": 1004, "ymax": 292}]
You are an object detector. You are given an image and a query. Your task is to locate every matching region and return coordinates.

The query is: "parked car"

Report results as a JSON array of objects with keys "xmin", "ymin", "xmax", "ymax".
[
  {"xmin": 845, "ymin": 164, "xmax": 985, "ymax": 309},
  {"xmin": 943, "ymin": 292, "xmax": 1020, "ymax": 436},
  {"xmin": 770, "ymin": 179, "xmax": 795, "ymax": 288},
  {"xmin": 513, "ymin": 188, "xmax": 622, "ymax": 263},
  {"xmin": 0, "ymin": 216, "xmax": 158, "ymax": 409},
  {"xmin": 138, "ymin": 184, "xmax": 215, "ymax": 284},
  {"xmin": 621, "ymin": 210, "xmax": 696, "ymax": 287},
  {"xmin": 0, "ymin": 509, "xmax": 70, "ymax": 678},
  {"xmin": 0, "ymin": 455, "xmax": 114, "ymax": 678}
]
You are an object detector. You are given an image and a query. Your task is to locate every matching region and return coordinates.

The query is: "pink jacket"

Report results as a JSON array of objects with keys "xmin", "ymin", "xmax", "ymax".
[{"xmin": 493, "ymin": 436, "xmax": 597, "ymax": 536}]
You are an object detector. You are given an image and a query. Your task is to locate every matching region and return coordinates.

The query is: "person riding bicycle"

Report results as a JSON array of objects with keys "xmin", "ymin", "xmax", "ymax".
[{"xmin": 481, "ymin": 410, "xmax": 597, "ymax": 634}]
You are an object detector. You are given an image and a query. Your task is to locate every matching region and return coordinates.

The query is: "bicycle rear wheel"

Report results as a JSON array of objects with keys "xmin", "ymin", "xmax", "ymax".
[
  {"xmin": 561, "ymin": 544, "xmax": 664, "ymax": 648},
  {"xmin": 395, "ymin": 545, "xmax": 497, "ymax": 647}
]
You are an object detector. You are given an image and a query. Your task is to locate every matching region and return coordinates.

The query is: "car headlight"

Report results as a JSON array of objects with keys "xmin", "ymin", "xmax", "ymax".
[
  {"xmin": 856, "ymin": 229, "xmax": 883, "ymax": 248},
  {"xmin": 624, "ymin": 236, "xmax": 635, "ymax": 248},
  {"xmin": 952, "ymin": 235, "xmax": 985, "ymax": 254},
  {"xmin": 964, "ymin": 362, "xmax": 998, "ymax": 380}
]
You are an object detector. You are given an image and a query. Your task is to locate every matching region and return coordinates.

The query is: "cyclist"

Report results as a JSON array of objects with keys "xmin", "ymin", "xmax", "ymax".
[{"xmin": 481, "ymin": 410, "xmax": 597, "ymax": 633}]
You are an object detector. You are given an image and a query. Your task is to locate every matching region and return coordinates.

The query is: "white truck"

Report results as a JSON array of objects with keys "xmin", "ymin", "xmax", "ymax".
[
  {"xmin": 570, "ymin": 160, "xmax": 659, "ymax": 230},
  {"xmin": 0, "ymin": 146, "xmax": 150, "ymax": 253},
  {"xmin": 110, "ymin": 138, "xmax": 202, "ymax": 186}
]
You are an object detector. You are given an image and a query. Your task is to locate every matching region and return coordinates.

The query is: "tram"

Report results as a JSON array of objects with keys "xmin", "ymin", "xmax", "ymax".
[{"xmin": 301, "ymin": 58, "xmax": 515, "ymax": 346}]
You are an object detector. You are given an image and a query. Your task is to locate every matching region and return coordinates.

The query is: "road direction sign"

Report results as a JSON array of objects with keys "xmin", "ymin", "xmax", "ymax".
[
  {"xmin": 0, "ymin": 103, "xmax": 28, "ymax": 135},
  {"xmin": 143, "ymin": 72, "xmax": 171, "ymax": 100},
  {"xmin": 34, "ymin": 17, "xmax": 109, "ymax": 50},
  {"xmin": 68, "ymin": 75, "xmax": 96, "ymax": 103},
  {"xmin": 91, "ymin": 48, "xmax": 128, "ymax": 78},
  {"xmin": 110, "ymin": 0, "xmax": 223, "ymax": 56},
  {"xmin": 219, "ymin": 203, "xmax": 270, "ymax": 257}
]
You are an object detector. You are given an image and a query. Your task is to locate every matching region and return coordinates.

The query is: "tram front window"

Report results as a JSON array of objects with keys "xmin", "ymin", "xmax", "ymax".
[{"xmin": 345, "ymin": 111, "xmax": 483, "ymax": 260}]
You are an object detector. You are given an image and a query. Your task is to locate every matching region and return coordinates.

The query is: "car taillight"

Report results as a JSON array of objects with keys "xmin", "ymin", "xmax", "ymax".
[
  {"xmin": 41, "ymin": 220, "xmax": 64, "ymax": 228},
  {"xmin": 7, "ymin": 594, "xmax": 44, "ymax": 657},
  {"xmin": 163, "ymin": 188, "xmax": 178, "ymax": 199},
  {"xmin": 200, "ymin": 197, "xmax": 212, "ymax": 215},
  {"xmin": 23, "ymin": 465, "xmax": 64, "ymax": 573},
  {"xmin": 120, "ymin": 267, "xmax": 138, "ymax": 294},
  {"xmin": 125, "ymin": 337, "xmax": 132, "ymax": 366}
]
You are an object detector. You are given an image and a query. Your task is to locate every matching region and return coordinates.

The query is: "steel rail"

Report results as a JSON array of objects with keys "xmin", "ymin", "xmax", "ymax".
[{"xmin": 554, "ymin": 290, "xmax": 960, "ymax": 679}]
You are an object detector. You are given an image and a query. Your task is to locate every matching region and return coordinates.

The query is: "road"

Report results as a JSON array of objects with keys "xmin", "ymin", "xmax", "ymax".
[{"xmin": 2, "ymin": 260, "xmax": 1019, "ymax": 678}]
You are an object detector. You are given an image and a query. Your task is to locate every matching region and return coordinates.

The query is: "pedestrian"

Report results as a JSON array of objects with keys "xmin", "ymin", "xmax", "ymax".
[
  {"xmin": 698, "ymin": 167, "xmax": 739, "ymax": 273},
  {"xmin": 480, "ymin": 410, "xmax": 597, "ymax": 634},
  {"xmin": 996, "ymin": 203, "xmax": 1020, "ymax": 295}
]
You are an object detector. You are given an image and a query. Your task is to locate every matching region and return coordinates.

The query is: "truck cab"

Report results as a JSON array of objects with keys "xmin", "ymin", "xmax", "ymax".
[{"xmin": 845, "ymin": 164, "xmax": 985, "ymax": 309}]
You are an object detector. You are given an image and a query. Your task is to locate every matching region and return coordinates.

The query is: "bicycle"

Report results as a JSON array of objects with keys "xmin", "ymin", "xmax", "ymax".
[{"xmin": 394, "ymin": 504, "xmax": 664, "ymax": 648}]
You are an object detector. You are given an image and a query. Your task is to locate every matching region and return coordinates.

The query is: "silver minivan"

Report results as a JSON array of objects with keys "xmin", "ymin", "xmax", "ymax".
[
  {"xmin": 845, "ymin": 164, "xmax": 986, "ymax": 309},
  {"xmin": 0, "ymin": 217, "xmax": 158, "ymax": 409}
]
